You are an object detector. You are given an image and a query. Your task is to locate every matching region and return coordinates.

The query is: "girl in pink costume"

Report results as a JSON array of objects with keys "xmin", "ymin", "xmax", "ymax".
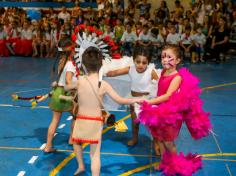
[{"xmin": 138, "ymin": 44, "xmax": 211, "ymax": 176}]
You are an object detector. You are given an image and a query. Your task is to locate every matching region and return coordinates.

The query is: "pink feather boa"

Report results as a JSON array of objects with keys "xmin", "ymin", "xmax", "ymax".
[
  {"xmin": 159, "ymin": 152, "xmax": 202, "ymax": 176},
  {"xmin": 138, "ymin": 68, "xmax": 212, "ymax": 140}
]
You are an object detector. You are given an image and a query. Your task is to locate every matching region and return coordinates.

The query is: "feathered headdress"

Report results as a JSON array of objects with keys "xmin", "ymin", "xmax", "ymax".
[{"xmin": 69, "ymin": 24, "xmax": 121, "ymax": 85}]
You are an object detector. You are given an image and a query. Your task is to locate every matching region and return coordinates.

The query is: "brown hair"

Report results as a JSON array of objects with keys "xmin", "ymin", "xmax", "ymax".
[
  {"xmin": 82, "ymin": 46, "xmax": 103, "ymax": 73},
  {"xmin": 162, "ymin": 44, "xmax": 182, "ymax": 60}
]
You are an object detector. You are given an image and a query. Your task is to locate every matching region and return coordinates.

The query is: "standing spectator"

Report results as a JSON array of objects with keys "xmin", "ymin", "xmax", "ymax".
[
  {"xmin": 137, "ymin": 0, "xmax": 151, "ymax": 18},
  {"xmin": 193, "ymin": 24, "xmax": 206, "ymax": 62},
  {"xmin": 58, "ymin": 7, "xmax": 71, "ymax": 24}
]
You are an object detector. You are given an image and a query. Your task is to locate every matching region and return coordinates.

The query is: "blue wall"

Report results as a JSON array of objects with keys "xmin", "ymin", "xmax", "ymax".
[{"xmin": 0, "ymin": 2, "xmax": 97, "ymax": 8}]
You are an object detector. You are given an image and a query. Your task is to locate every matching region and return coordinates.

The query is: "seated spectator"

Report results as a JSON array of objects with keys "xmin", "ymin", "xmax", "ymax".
[
  {"xmin": 166, "ymin": 25, "xmax": 180, "ymax": 45},
  {"xmin": 120, "ymin": 22, "xmax": 137, "ymax": 56},
  {"xmin": 137, "ymin": 24, "xmax": 151, "ymax": 47},
  {"xmin": 179, "ymin": 25, "xmax": 195, "ymax": 62},
  {"xmin": 210, "ymin": 16, "xmax": 230, "ymax": 63},
  {"xmin": 149, "ymin": 27, "xmax": 164, "ymax": 60}
]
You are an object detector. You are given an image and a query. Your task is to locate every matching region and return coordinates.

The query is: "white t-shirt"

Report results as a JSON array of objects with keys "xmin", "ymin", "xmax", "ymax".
[
  {"xmin": 149, "ymin": 34, "xmax": 164, "ymax": 44},
  {"xmin": 180, "ymin": 33, "xmax": 194, "ymax": 45},
  {"xmin": 166, "ymin": 33, "xmax": 180, "ymax": 45},
  {"xmin": 193, "ymin": 33, "xmax": 206, "ymax": 46},
  {"xmin": 121, "ymin": 31, "xmax": 137, "ymax": 43},
  {"xmin": 58, "ymin": 12, "xmax": 71, "ymax": 23},
  {"xmin": 0, "ymin": 31, "xmax": 7, "ymax": 40},
  {"xmin": 58, "ymin": 61, "xmax": 77, "ymax": 86},
  {"xmin": 128, "ymin": 64, "xmax": 153, "ymax": 93},
  {"xmin": 138, "ymin": 32, "xmax": 150, "ymax": 42},
  {"xmin": 21, "ymin": 29, "xmax": 33, "ymax": 40}
]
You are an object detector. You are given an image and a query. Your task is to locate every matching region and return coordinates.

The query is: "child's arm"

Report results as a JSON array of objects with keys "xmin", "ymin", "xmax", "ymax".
[
  {"xmin": 103, "ymin": 81, "xmax": 142, "ymax": 104},
  {"xmin": 148, "ymin": 75, "xmax": 182, "ymax": 105},
  {"xmin": 64, "ymin": 80, "xmax": 78, "ymax": 91},
  {"xmin": 151, "ymin": 69, "xmax": 159, "ymax": 80},
  {"xmin": 106, "ymin": 66, "xmax": 130, "ymax": 77}
]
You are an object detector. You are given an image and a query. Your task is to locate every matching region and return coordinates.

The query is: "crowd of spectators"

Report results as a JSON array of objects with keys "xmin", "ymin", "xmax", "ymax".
[{"xmin": 0, "ymin": 0, "xmax": 236, "ymax": 64}]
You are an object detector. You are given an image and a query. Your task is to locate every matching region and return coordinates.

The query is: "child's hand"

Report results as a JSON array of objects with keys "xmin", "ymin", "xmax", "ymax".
[
  {"xmin": 135, "ymin": 97, "xmax": 146, "ymax": 104},
  {"xmin": 106, "ymin": 71, "xmax": 114, "ymax": 77}
]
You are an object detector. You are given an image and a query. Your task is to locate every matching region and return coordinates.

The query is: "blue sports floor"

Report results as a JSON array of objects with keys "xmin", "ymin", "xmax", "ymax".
[{"xmin": 0, "ymin": 56, "xmax": 236, "ymax": 176}]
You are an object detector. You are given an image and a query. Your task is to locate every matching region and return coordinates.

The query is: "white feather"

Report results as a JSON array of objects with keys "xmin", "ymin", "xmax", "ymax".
[
  {"xmin": 82, "ymin": 32, "xmax": 87, "ymax": 40},
  {"xmin": 99, "ymin": 44, "xmax": 107, "ymax": 48},
  {"xmin": 91, "ymin": 37, "xmax": 98, "ymax": 43}
]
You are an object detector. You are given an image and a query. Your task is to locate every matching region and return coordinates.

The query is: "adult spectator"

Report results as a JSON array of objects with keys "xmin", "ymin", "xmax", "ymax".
[{"xmin": 58, "ymin": 6, "xmax": 71, "ymax": 24}]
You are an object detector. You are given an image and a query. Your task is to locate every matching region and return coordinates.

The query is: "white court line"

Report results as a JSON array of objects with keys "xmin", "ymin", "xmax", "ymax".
[
  {"xmin": 17, "ymin": 171, "xmax": 26, "ymax": 176},
  {"xmin": 211, "ymin": 130, "xmax": 233, "ymax": 175},
  {"xmin": 0, "ymin": 104, "xmax": 14, "ymax": 107},
  {"xmin": 58, "ymin": 124, "xmax": 66, "ymax": 129},
  {"xmin": 28, "ymin": 156, "xmax": 38, "ymax": 164},
  {"xmin": 225, "ymin": 164, "xmax": 233, "ymax": 176},
  {"xmin": 40, "ymin": 143, "xmax": 46, "ymax": 150},
  {"xmin": 67, "ymin": 116, "xmax": 73, "ymax": 121},
  {"xmin": 54, "ymin": 133, "xmax": 58, "ymax": 137},
  {"xmin": 211, "ymin": 130, "xmax": 222, "ymax": 153},
  {"xmin": 14, "ymin": 88, "xmax": 50, "ymax": 94},
  {"xmin": 0, "ymin": 103, "xmax": 128, "ymax": 111}
]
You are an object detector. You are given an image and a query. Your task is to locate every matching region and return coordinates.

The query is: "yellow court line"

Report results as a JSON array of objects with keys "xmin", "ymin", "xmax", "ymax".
[
  {"xmin": 203, "ymin": 157, "xmax": 236, "ymax": 162},
  {"xmin": 202, "ymin": 82, "xmax": 236, "ymax": 91},
  {"xmin": 49, "ymin": 114, "xmax": 131, "ymax": 176},
  {"xmin": 201, "ymin": 153, "xmax": 236, "ymax": 157},
  {"xmin": 118, "ymin": 162, "xmax": 159, "ymax": 176},
  {"xmin": 1, "ymin": 145, "xmax": 236, "ymax": 175},
  {"xmin": 2, "ymin": 146, "xmax": 236, "ymax": 160}
]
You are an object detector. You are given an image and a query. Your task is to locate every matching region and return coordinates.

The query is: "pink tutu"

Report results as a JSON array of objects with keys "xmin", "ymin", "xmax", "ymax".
[{"xmin": 138, "ymin": 68, "xmax": 212, "ymax": 141}]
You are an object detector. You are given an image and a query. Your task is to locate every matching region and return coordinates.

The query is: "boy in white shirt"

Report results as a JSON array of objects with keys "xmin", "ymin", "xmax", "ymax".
[
  {"xmin": 166, "ymin": 25, "xmax": 180, "ymax": 45},
  {"xmin": 179, "ymin": 26, "xmax": 195, "ymax": 62},
  {"xmin": 193, "ymin": 25, "xmax": 206, "ymax": 62},
  {"xmin": 120, "ymin": 22, "xmax": 137, "ymax": 56},
  {"xmin": 138, "ymin": 24, "xmax": 151, "ymax": 47},
  {"xmin": 149, "ymin": 28, "xmax": 164, "ymax": 60}
]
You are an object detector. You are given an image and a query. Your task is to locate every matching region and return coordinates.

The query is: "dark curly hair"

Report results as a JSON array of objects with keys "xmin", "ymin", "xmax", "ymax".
[{"xmin": 133, "ymin": 45, "xmax": 152, "ymax": 63}]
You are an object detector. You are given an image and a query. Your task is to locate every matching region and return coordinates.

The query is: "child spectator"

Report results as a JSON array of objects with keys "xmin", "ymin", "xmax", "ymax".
[{"xmin": 120, "ymin": 22, "xmax": 137, "ymax": 56}]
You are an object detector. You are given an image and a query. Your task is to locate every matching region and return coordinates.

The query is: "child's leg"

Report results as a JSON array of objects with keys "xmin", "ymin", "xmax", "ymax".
[
  {"xmin": 163, "ymin": 141, "xmax": 177, "ymax": 154},
  {"xmin": 191, "ymin": 52, "xmax": 196, "ymax": 63},
  {"xmin": 32, "ymin": 42, "xmax": 38, "ymax": 56},
  {"xmin": 44, "ymin": 111, "xmax": 62, "ymax": 152},
  {"xmin": 90, "ymin": 139, "xmax": 102, "ymax": 176},
  {"xmin": 154, "ymin": 141, "xmax": 165, "ymax": 170},
  {"xmin": 40, "ymin": 42, "xmax": 44, "ymax": 57},
  {"xmin": 153, "ymin": 138, "xmax": 160, "ymax": 156},
  {"xmin": 200, "ymin": 47, "xmax": 205, "ymax": 62},
  {"xmin": 68, "ymin": 119, "xmax": 75, "ymax": 144},
  {"xmin": 73, "ymin": 143, "xmax": 85, "ymax": 175},
  {"xmin": 45, "ymin": 41, "xmax": 50, "ymax": 57},
  {"xmin": 128, "ymin": 105, "xmax": 139, "ymax": 146}
]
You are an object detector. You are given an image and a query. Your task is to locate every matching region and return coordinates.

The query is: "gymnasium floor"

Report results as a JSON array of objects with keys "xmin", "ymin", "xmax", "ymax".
[{"xmin": 0, "ymin": 56, "xmax": 236, "ymax": 176}]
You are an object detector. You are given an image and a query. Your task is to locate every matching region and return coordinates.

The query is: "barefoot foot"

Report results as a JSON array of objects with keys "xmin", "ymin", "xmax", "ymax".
[
  {"xmin": 127, "ymin": 139, "xmax": 138, "ymax": 146},
  {"xmin": 74, "ymin": 167, "xmax": 85, "ymax": 176}
]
